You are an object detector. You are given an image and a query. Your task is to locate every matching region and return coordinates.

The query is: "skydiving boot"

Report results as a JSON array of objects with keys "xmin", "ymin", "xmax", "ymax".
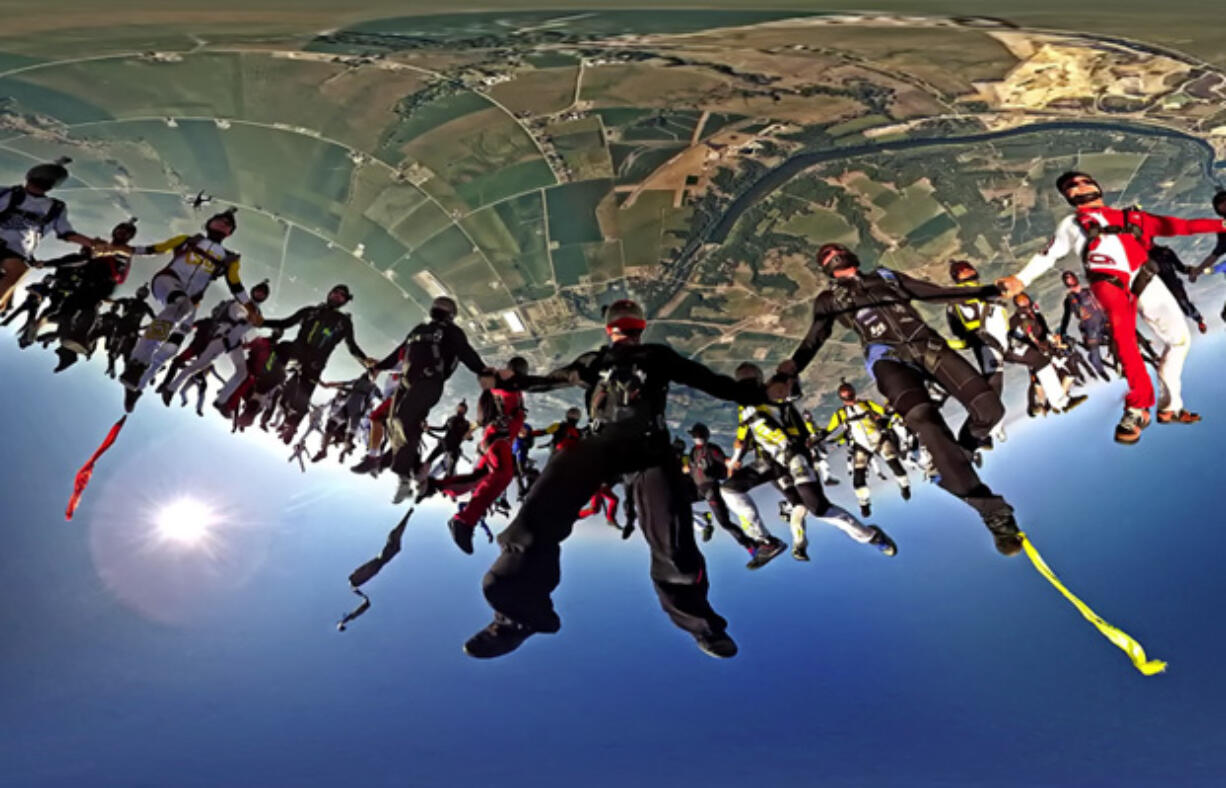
[
  {"xmin": 1059, "ymin": 394, "xmax": 1088, "ymax": 414},
  {"xmin": 792, "ymin": 545, "xmax": 810, "ymax": 562},
  {"xmin": 52, "ymin": 348, "xmax": 78, "ymax": 373},
  {"xmin": 392, "ymin": 476, "xmax": 415, "ymax": 505},
  {"xmin": 119, "ymin": 359, "xmax": 148, "ymax": 392},
  {"xmin": 1156, "ymin": 409, "xmax": 1201, "ymax": 425},
  {"xmin": 1114, "ymin": 407, "xmax": 1151, "ymax": 444},
  {"xmin": 464, "ymin": 614, "xmax": 536, "ymax": 659},
  {"xmin": 868, "ymin": 526, "xmax": 897, "ymax": 557},
  {"xmin": 694, "ymin": 630, "xmax": 738, "ymax": 659},
  {"xmin": 982, "ymin": 509, "xmax": 1022, "ymax": 557},
  {"xmin": 123, "ymin": 388, "xmax": 142, "ymax": 413},
  {"xmin": 448, "ymin": 516, "xmax": 475, "ymax": 555},
  {"xmin": 746, "ymin": 537, "xmax": 787, "ymax": 570}
]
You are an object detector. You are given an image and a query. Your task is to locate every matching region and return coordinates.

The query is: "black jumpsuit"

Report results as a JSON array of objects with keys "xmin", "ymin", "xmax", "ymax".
[
  {"xmin": 261, "ymin": 303, "xmax": 368, "ymax": 434},
  {"xmin": 688, "ymin": 441, "xmax": 753, "ymax": 549},
  {"xmin": 789, "ymin": 268, "xmax": 1012, "ymax": 525},
  {"xmin": 481, "ymin": 341, "xmax": 764, "ymax": 639},
  {"xmin": 426, "ymin": 413, "xmax": 472, "ymax": 476},
  {"xmin": 374, "ymin": 318, "xmax": 485, "ymax": 479}
]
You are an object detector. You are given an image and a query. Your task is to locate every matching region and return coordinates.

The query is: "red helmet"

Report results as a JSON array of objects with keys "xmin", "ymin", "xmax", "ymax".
[
  {"xmin": 949, "ymin": 260, "xmax": 978, "ymax": 283},
  {"xmin": 605, "ymin": 299, "xmax": 646, "ymax": 334},
  {"xmin": 817, "ymin": 243, "xmax": 859, "ymax": 275}
]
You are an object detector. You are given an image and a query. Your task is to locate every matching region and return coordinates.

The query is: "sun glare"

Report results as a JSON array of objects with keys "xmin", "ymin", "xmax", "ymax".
[{"xmin": 154, "ymin": 497, "xmax": 217, "ymax": 546}]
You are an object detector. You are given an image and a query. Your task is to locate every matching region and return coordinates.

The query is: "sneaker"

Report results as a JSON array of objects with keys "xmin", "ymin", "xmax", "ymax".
[
  {"xmin": 1156, "ymin": 409, "xmax": 1201, "ymax": 425},
  {"xmin": 1198, "ymin": 320, "xmax": 1208, "ymax": 334},
  {"xmin": 449, "ymin": 516, "xmax": 475, "ymax": 555},
  {"xmin": 746, "ymin": 537, "xmax": 787, "ymax": 570},
  {"xmin": 900, "ymin": 485, "xmax": 912, "ymax": 501},
  {"xmin": 463, "ymin": 615, "xmax": 535, "ymax": 659},
  {"xmin": 701, "ymin": 522, "xmax": 714, "ymax": 543},
  {"xmin": 1114, "ymin": 407, "xmax": 1151, "ymax": 444},
  {"xmin": 792, "ymin": 546, "xmax": 810, "ymax": 562},
  {"xmin": 160, "ymin": 387, "xmax": 174, "ymax": 407},
  {"xmin": 621, "ymin": 522, "xmax": 636, "ymax": 541},
  {"xmin": 824, "ymin": 477, "xmax": 840, "ymax": 486},
  {"xmin": 868, "ymin": 526, "xmax": 897, "ymax": 557},
  {"xmin": 859, "ymin": 502, "xmax": 872, "ymax": 518},
  {"xmin": 982, "ymin": 509, "xmax": 1022, "ymax": 557},
  {"xmin": 694, "ymin": 631, "xmax": 738, "ymax": 659},
  {"xmin": 1060, "ymin": 394, "xmax": 1088, "ymax": 413},
  {"xmin": 350, "ymin": 454, "xmax": 380, "ymax": 476},
  {"xmin": 311, "ymin": 449, "xmax": 327, "ymax": 463},
  {"xmin": 391, "ymin": 476, "xmax": 414, "ymax": 505}
]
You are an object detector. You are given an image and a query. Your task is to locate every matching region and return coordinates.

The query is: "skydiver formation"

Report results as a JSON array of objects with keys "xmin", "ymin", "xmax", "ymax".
[{"xmin": 5, "ymin": 155, "xmax": 1223, "ymax": 669}]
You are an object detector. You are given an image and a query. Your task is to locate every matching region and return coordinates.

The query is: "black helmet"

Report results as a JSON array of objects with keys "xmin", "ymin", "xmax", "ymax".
[
  {"xmin": 688, "ymin": 422, "xmax": 710, "ymax": 440},
  {"xmin": 565, "ymin": 406, "xmax": 581, "ymax": 421},
  {"xmin": 508, "ymin": 356, "xmax": 529, "ymax": 376},
  {"xmin": 837, "ymin": 380, "xmax": 856, "ymax": 401},
  {"xmin": 206, "ymin": 208, "xmax": 237, "ymax": 236},
  {"xmin": 817, "ymin": 243, "xmax": 860, "ymax": 275},
  {"xmin": 250, "ymin": 279, "xmax": 270, "ymax": 303},
  {"xmin": 25, "ymin": 157, "xmax": 71, "ymax": 191},
  {"xmin": 949, "ymin": 259, "xmax": 978, "ymax": 283},
  {"xmin": 135, "ymin": 284, "xmax": 150, "ymax": 299},
  {"xmin": 430, "ymin": 295, "xmax": 458, "ymax": 322},
  {"xmin": 112, "ymin": 217, "xmax": 138, "ymax": 244},
  {"xmin": 1055, "ymin": 171, "xmax": 1102, "ymax": 206},
  {"xmin": 734, "ymin": 362, "xmax": 763, "ymax": 384},
  {"xmin": 327, "ymin": 284, "xmax": 352, "ymax": 306},
  {"xmin": 1212, "ymin": 190, "xmax": 1226, "ymax": 217},
  {"xmin": 456, "ymin": 399, "xmax": 468, "ymax": 413},
  {"xmin": 604, "ymin": 299, "xmax": 646, "ymax": 334}
]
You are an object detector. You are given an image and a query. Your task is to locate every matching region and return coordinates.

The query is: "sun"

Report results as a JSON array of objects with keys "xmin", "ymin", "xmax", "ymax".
[{"xmin": 154, "ymin": 497, "xmax": 218, "ymax": 546}]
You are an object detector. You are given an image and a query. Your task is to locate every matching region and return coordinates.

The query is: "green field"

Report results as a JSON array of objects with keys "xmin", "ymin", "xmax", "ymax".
[{"xmin": 545, "ymin": 179, "xmax": 611, "ymax": 246}]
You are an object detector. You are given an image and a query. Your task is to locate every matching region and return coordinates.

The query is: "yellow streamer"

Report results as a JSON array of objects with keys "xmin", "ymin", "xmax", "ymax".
[{"xmin": 1018, "ymin": 533, "xmax": 1166, "ymax": 676}]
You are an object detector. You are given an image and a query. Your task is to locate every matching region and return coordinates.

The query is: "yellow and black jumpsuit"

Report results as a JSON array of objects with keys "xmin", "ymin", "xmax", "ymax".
[
  {"xmin": 724, "ymin": 402, "xmax": 880, "ymax": 552},
  {"xmin": 825, "ymin": 399, "xmax": 910, "ymax": 514}
]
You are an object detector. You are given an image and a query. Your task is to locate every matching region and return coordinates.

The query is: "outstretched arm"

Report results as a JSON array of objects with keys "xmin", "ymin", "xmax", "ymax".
[
  {"xmin": 892, "ymin": 270, "xmax": 1001, "ymax": 304},
  {"xmin": 666, "ymin": 347, "xmax": 763, "ymax": 405},
  {"xmin": 1140, "ymin": 211, "xmax": 1226, "ymax": 240},
  {"xmin": 787, "ymin": 294, "xmax": 836, "ymax": 375},
  {"xmin": 1008, "ymin": 217, "xmax": 1081, "ymax": 293}
]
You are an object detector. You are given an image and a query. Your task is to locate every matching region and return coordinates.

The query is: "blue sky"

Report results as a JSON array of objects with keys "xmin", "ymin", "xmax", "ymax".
[{"xmin": 2, "ymin": 320, "xmax": 1226, "ymax": 787}]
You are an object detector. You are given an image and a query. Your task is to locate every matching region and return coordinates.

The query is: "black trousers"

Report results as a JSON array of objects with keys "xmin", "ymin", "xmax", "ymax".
[
  {"xmin": 872, "ymin": 344, "xmax": 1009, "ymax": 519},
  {"xmin": 483, "ymin": 427, "xmax": 724, "ymax": 639},
  {"xmin": 696, "ymin": 480, "xmax": 753, "ymax": 549},
  {"xmin": 389, "ymin": 376, "xmax": 445, "ymax": 478}
]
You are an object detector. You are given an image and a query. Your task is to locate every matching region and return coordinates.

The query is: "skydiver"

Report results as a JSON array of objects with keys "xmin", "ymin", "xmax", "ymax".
[
  {"xmin": 424, "ymin": 401, "xmax": 473, "ymax": 478},
  {"xmin": 685, "ymin": 422, "xmax": 759, "ymax": 553},
  {"xmin": 119, "ymin": 208, "xmax": 260, "ymax": 412},
  {"xmin": 1149, "ymin": 244, "xmax": 1206, "ymax": 333},
  {"xmin": 258, "ymin": 283, "xmax": 375, "ymax": 441},
  {"xmin": 999, "ymin": 171, "xmax": 1224, "ymax": 442},
  {"xmin": 417, "ymin": 357, "xmax": 531, "ymax": 553},
  {"xmin": 1007, "ymin": 292, "xmax": 1087, "ymax": 416},
  {"xmin": 105, "ymin": 285, "xmax": 155, "ymax": 378},
  {"xmin": 820, "ymin": 381, "xmax": 911, "ymax": 517},
  {"xmin": 1056, "ymin": 271, "xmax": 1112, "ymax": 382},
  {"xmin": 777, "ymin": 243, "xmax": 1022, "ymax": 556},
  {"xmin": 0, "ymin": 157, "xmax": 106, "ymax": 313},
  {"xmin": 533, "ymin": 407, "xmax": 584, "ymax": 454},
  {"xmin": 160, "ymin": 281, "xmax": 270, "ymax": 406},
  {"xmin": 464, "ymin": 300, "xmax": 766, "ymax": 660},
  {"xmin": 373, "ymin": 296, "xmax": 489, "ymax": 504},
  {"xmin": 728, "ymin": 366, "xmax": 897, "ymax": 563},
  {"xmin": 945, "ymin": 259, "xmax": 1011, "ymax": 444}
]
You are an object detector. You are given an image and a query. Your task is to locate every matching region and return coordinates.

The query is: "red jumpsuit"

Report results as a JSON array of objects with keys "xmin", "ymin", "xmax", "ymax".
[
  {"xmin": 435, "ymin": 386, "xmax": 525, "ymax": 528},
  {"xmin": 578, "ymin": 485, "xmax": 619, "ymax": 524},
  {"xmin": 1017, "ymin": 206, "xmax": 1224, "ymax": 410}
]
